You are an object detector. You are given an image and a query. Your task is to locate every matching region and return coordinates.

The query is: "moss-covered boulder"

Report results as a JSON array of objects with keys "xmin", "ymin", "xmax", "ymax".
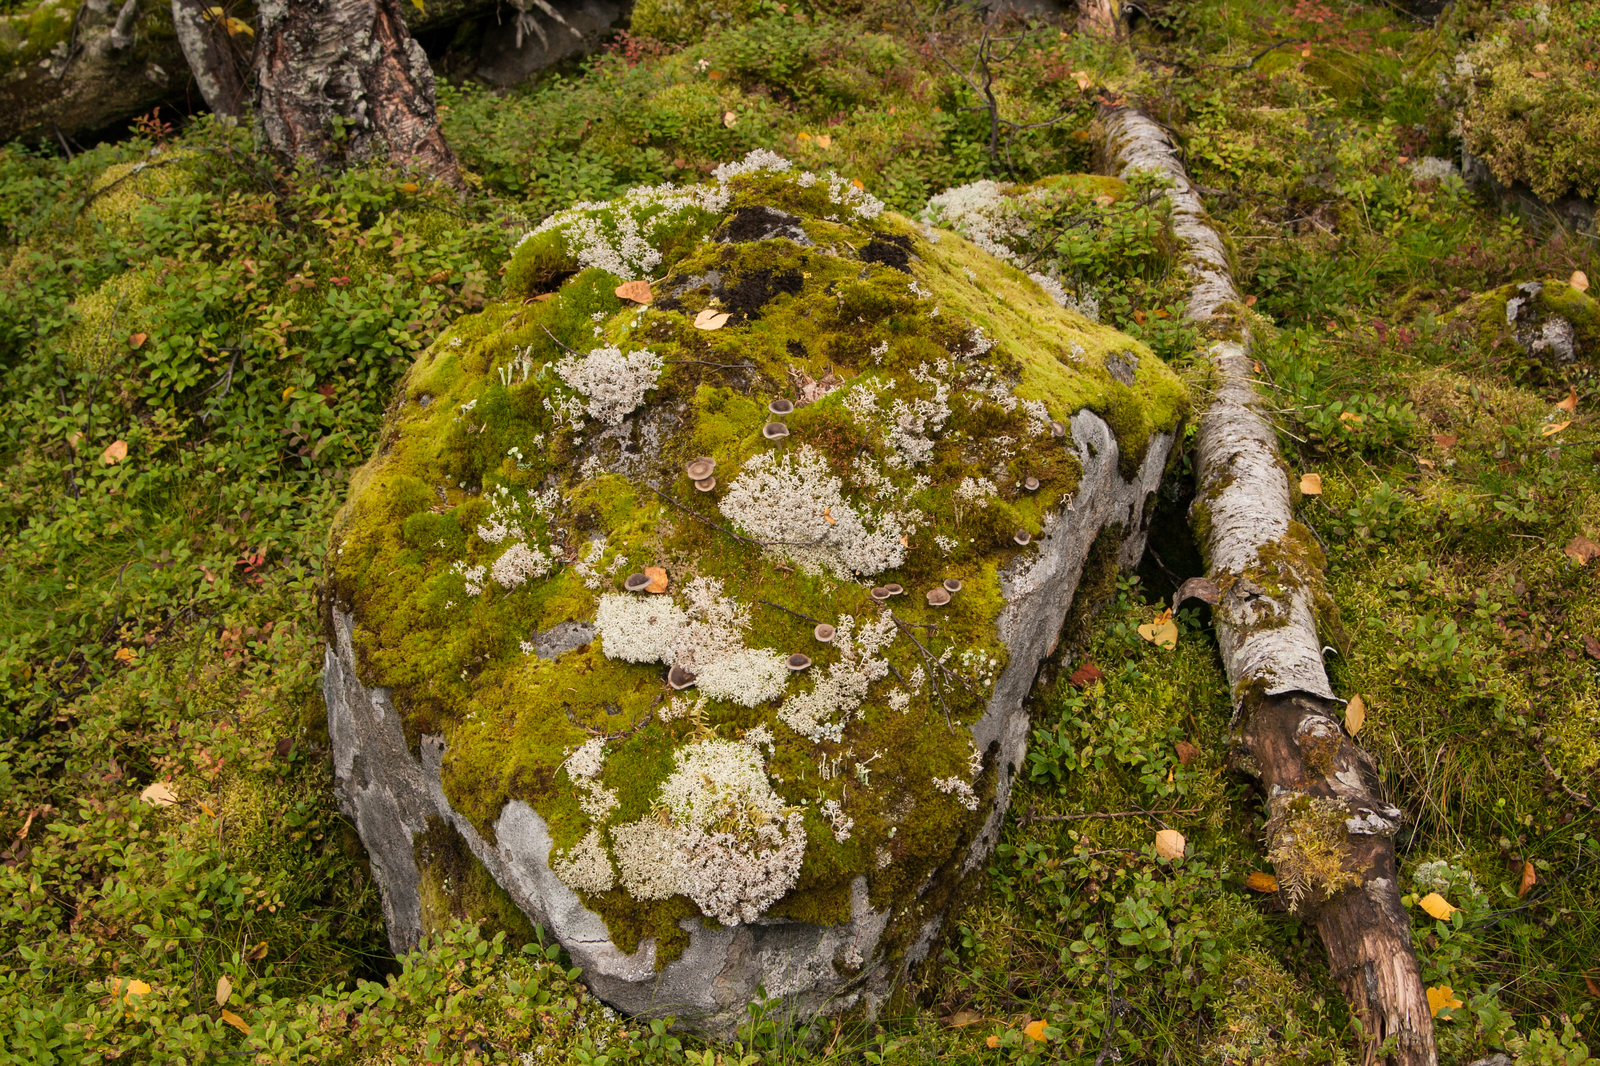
[
  {"xmin": 322, "ymin": 151, "xmax": 1188, "ymax": 1033},
  {"xmin": 1447, "ymin": 278, "xmax": 1600, "ymax": 374}
]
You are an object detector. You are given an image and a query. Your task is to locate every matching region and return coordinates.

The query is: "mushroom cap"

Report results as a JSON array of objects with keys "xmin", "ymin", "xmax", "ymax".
[
  {"xmin": 1013, "ymin": 530, "xmax": 1032, "ymax": 546},
  {"xmin": 1023, "ymin": 476, "xmax": 1040, "ymax": 491},
  {"xmin": 685, "ymin": 456, "xmax": 716, "ymax": 481},
  {"xmin": 624, "ymin": 572, "xmax": 652, "ymax": 591},
  {"xmin": 768, "ymin": 398, "xmax": 796, "ymax": 417},
  {"xmin": 787, "ymin": 653, "xmax": 813, "ymax": 671},
  {"xmin": 926, "ymin": 587, "xmax": 952, "ymax": 606},
  {"xmin": 884, "ymin": 583, "xmax": 904, "ymax": 595},
  {"xmin": 693, "ymin": 477, "xmax": 717, "ymax": 492},
  {"xmin": 813, "ymin": 623, "xmax": 836, "ymax": 643},
  {"xmin": 869, "ymin": 586, "xmax": 891, "ymax": 601},
  {"xmin": 1050, "ymin": 420, "xmax": 1066, "ymax": 437},
  {"xmin": 761, "ymin": 422, "xmax": 791, "ymax": 440},
  {"xmin": 667, "ymin": 665, "xmax": 697, "ymax": 690},
  {"xmin": 943, "ymin": 578, "xmax": 963, "ymax": 593}
]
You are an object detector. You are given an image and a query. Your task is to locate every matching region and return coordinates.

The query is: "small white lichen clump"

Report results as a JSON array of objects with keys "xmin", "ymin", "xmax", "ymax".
[
  {"xmin": 778, "ymin": 614, "xmax": 896, "ymax": 743},
  {"xmin": 719, "ymin": 446, "xmax": 907, "ymax": 579},
  {"xmin": 594, "ymin": 594, "xmax": 688, "ymax": 663},
  {"xmin": 610, "ymin": 738, "xmax": 805, "ymax": 925},
  {"xmin": 556, "ymin": 346, "xmax": 664, "ymax": 426},
  {"xmin": 552, "ymin": 828, "xmax": 615, "ymax": 895}
]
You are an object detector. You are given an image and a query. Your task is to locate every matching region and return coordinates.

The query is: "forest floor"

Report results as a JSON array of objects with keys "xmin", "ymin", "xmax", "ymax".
[{"xmin": 0, "ymin": 0, "xmax": 1597, "ymax": 1063}]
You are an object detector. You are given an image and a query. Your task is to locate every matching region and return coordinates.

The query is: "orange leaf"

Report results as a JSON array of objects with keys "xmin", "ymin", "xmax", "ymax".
[
  {"xmin": 399, "ymin": 182, "xmax": 419, "ymax": 193},
  {"xmin": 1023, "ymin": 1020, "xmax": 1047, "ymax": 1041},
  {"xmin": 796, "ymin": 132, "xmax": 812, "ymax": 142},
  {"xmin": 1133, "ymin": 309, "xmax": 1147, "ymax": 324},
  {"xmin": 1426, "ymin": 985, "xmax": 1462, "ymax": 1017},
  {"xmin": 1518, "ymin": 860, "xmax": 1536, "ymax": 899},
  {"xmin": 643, "ymin": 566, "xmax": 669, "ymax": 594},
  {"xmin": 1245, "ymin": 871, "xmax": 1279, "ymax": 892},
  {"xmin": 615, "ymin": 280, "xmax": 653, "ymax": 304},
  {"xmin": 1072, "ymin": 70, "xmax": 1092, "ymax": 90},
  {"xmin": 1344, "ymin": 694, "xmax": 1366, "ymax": 737},
  {"xmin": 129, "ymin": 332, "xmax": 147, "ymax": 348},
  {"xmin": 1153, "ymin": 828, "xmax": 1186, "ymax": 860},
  {"xmin": 220, "ymin": 1009, "xmax": 251, "ymax": 1035},
  {"xmin": 986, "ymin": 1035, "xmax": 1000, "ymax": 1048},
  {"xmin": 851, "ymin": 179, "xmax": 864, "ymax": 190},
  {"xmin": 816, "ymin": 134, "xmax": 832, "ymax": 150},
  {"xmin": 1299, "ymin": 472, "xmax": 1323, "ymax": 495},
  {"xmin": 114, "ymin": 647, "xmax": 136, "ymax": 665},
  {"xmin": 1571, "ymin": 270, "xmax": 1590, "ymax": 293},
  {"xmin": 1244, "ymin": 294, "xmax": 1257, "ymax": 307},
  {"xmin": 1564, "ymin": 535, "xmax": 1600, "ymax": 564},
  {"xmin": 1419, "ymin": 892, "xmax": 1457, "ymax": 920},
  {"xmin": 101, "ymin": 439, "xmax": 128, "ymax": 465},
  {"xmin": 1432, "ymin": 433, "xmax": 1457, "ymax": 448},
  {"xmin": 1542, "ymin": 420, "xmax": 1572, "ymax": 437},
  {"xmin": 823, "ymin": 506, "xmax": 836, "ymax": 525},
  {"xmin": 1558, "ymin": 387, "xmax": 1579, "ymax": 414},
  {"xmin": 693, "ymin": 308, "xmax": 731, "ymax": 330}
]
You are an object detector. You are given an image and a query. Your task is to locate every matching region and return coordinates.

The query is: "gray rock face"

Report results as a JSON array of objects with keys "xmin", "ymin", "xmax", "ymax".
[
  {"xmin": 472, "ymin": 0, "xmax": 632, "ymax": 88},
  {"xmin": 324, "ymin": 411, "xmax": 1172, "ymax": 1035}
]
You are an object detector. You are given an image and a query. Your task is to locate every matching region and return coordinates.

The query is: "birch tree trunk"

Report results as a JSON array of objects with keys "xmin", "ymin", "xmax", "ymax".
[
  {"xmin": 1100, "ymin": 105, "xmax": 1438, "ymax": 1066},
  {"xmin": 254, "ymin": 0, "xmax": 462, "ymax": 186},
  {"xmin": 171, "ymin": 0, "xmax": 250, "ymax": 120},
  {"xmin": 1077, "ymin": 0, "xmax": 1121, "ymax": 37}
]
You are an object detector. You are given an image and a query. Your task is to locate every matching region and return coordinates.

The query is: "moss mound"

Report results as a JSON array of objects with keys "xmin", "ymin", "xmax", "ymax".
[
  {"xmin": 1446, "ymin": 277, "xmax": 1600, "ymax": 373},
  {"xmin": 327, "ymin": 152, "xmax": 1186, "ymax": 961}
]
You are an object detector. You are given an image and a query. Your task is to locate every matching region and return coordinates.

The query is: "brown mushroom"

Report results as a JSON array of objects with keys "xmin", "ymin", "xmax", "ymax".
[
  {"xmin": 667, "ymin": 665, "xmax": 697, "ymax": 690},
  {"xmin": 813, "ymin": 623, "xmax": 836, "ymax": 643},
  {"xmin": 943, "ymin": 578, "xmax": 963, "ymax": 593},
  {"xmin": 884, "ymin": 583, "xmax": 904, "ymax": 596},
  {"xmin": 685, "ymin": 456, "xmax": 716, "ymax": 481},
  {"xmin": 925, "ymin": 587, "xmax": 951, "ymax": 607},
  {"xmin": 787, "ymin": 653, "xmax": 812, "ymax": 671},
  {"xmin": 762, "ymin": 422, "xmax": 791, "ymax": 441},
  {"xmin": 768, "ymin": 398, "xmax": 796, "ymax": 418},
  {"xmin": 869, "ymin": 586, "xmax": 892, "ymax": 601},
  {"xmin": 624, "ymin": 572, "xmax": 652, "ymax": 592},
  {"xmin": 1013, "ymin": 530, "xmax": 1032, "ymax": 546},
  {"xmin": 1023, "ymin": 476, "xmax": 1040, "ymax": 492},
  {"xmin": 1050, "ymin": 420, "xmax": 1066, "ymax": 438},
  {"xmin": 694, "ymin": 477, "xmax": 717, "ymax": 492}
]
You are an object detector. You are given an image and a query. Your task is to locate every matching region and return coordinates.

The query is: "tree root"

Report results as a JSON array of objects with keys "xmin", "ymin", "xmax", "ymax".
[{"xmin": 1099, "ymin": 104, "xmax": 1437, "ymax": 1066}]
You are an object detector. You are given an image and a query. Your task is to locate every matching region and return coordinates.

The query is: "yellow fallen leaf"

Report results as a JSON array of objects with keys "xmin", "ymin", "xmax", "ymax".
[
  {"xmin": 222, "ymin": 16, "xmax": 254, "ymax": 36},
  {"xmin": 1024, "ymin": 1019, "xmax": 1047, "ymax": 1041},
  {"xmin": 110, "ymin": 977, "xmax": 152, "ymax": 997},
  {"xmin": 986, "ymin": 1034, "xmax": 1000, "ymax": 1048},
  {"xmin": 1072, "ymin": 70, "xmax": 1092, "ymax": 89},
  {"xmin": 1153, "ymin": 828, "xmax": 1185, "ymax": 860},
  {"xmin": 851, "ymin": 178, "xmax": 865, "ymax": 190},
  {"xmin": 1245, "ymin": 871, "xmax": 1279, "ymax": 892},
  {"xmin": 1418, "ymin": 892, "xmax": 1457, "ymax": 920},
  {"xmin": 114, "ymin": 647, "xmax": 136, "ymax": 665},
  {"xmin": 140, "ymin": 782, "xmax": 178, "ymax": 807},
  {"xmin": 220, "ymin": 1008, "xmax": 251, "ymax": 1035},
  {"xmin": 1345, "ymin": 694, "xmax": 1366, "ymax": 737},
  {"xmin": 1542, "ymin": 420, "xmax": 1572, "ymax": 437},
  {"xmin": 216, "ymin": 975, "xmax": 232, "ymax": 1007},
  {"xmin": 1571, "ymin": 270, "xmax": 1590, "ymax": 293},
  {"xmin": 615, "ymin": 280, "xmax": 653, "ymax": 304},
  {"xmin": 796, "ymin": 131, "xmax": 812, "ymax": 142},
  {"xmin": 693, "ymin": 308, "xmax": 731, "ymax": 330},
  {"xmin": 1299, "ymin": 472, "xmax": 1323, "ymax": 495},
  {"xmin": 1338, "ymin": 411, "xmax": 1364, "ymax": 425},
  {"xmin": 1558, "ymin": 387, "xmax": 1578, "ymax": 414},
  {"xmin": 245, "ymin": 941, "xmax": 269, "ymax": 961},
  {"xmin": 282, "ymin": 386, "xmax": 295, "ymax": 401},
  {"xmin": 199, "ymin": 802, "xmax": 215, "ymax": 818},
  {"xmin": 1426, "ymin": 985, "xmax": 1462, "ymax": 1017},
  {"xmin": 722, "ymin": 110, "xmax": 737, "ymax": 128},
  {"xmin": 815, "ymin": 133, "xmax": 833, "ymax": 150},
  {"xmin": 1137, "ymin": 610, "xmax": 1177, "ymax": 650},
  {"xmin": 101, "ymin": 439, "xmax": 128, "ymax": 465}
]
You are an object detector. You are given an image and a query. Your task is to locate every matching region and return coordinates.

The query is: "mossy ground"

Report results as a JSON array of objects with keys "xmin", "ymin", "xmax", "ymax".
[{"xmin": 1, "ymin": 0, "xmax": 1598, "ymax": 1063}]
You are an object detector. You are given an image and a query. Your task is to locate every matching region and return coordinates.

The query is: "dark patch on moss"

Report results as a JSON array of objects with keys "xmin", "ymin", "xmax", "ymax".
[
  {"xmin": 719, "ymin": 205, "xmax": 810, "ymax": 244},
  {"xmin": 726, "ymin": 266, "xmax": 804, "ymax": 319},
  {"xmin": 860, "ymin": 238, "xmax": 912, "ymax": 272}
]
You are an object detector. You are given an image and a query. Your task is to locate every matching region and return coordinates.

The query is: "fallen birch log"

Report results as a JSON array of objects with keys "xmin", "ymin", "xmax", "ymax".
[{"xmin": 1100, "ymin": 105, "xmax": 1437, "ymax": 1066}]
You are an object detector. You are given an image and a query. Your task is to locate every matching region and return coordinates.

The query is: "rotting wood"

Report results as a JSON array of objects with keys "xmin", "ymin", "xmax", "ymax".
[{"xmin": 1099, "ymin": 104, "xmax": 1437, "ymax": 1066}]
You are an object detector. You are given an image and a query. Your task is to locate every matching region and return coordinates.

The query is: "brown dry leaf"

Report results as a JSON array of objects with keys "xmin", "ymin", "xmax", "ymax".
[
  {"xmin": 1344, "ymin": 694, "xmax": 1367, "ymax": 737},
  {"xmin": 1586, "ymin": 973, "xmax": 1600, "ymax": 999},
  {"xmin": 615, "ymin": 280, "xmax": 653, "ymax": 304},
  {"xmin": 140, "ymin": 782, "xmax": 178, "ymax": 807},
  {"xmin": 220, "ymin": 1009, "xmax": 251, "ymax": 1035},
  {"xmin": 1558, "ymin": 387, "xmax": 1579, "ymax": 414},
  {"xmin": 245, "ymin": 941, "xmax": 269, "ymax": 962},
  {"xmin": 1582, "ymin": 634, "xmax": 1600, "ymax": 660},
  {"xmin": 1542, "ymin": 420, "xmax": 1572, "ymax": 437},
  {"xmin": 816, "ymin": 134, "xmax": 832, "ymax": 150},
  {"xmin": 1530, "ymin": 69, "xmax": 1550, "ymax": 79},
  {"xmin": 1518, "ymin": 861, "xmax": 1537, "ymax": 899},
  {"xmin": 1137, "ymin": 609, "xmax": 1178, "ymax": 650},
  {"xmin": 1245, "ymin": 871, "xmax": 1279, "ymax": 893},
  {"xmin": 1175, "ymin": 739, "xmax": 1199, "ymax": 766},
  {"xmin": 215, "ymin": 975, "xmax": 232, "ymax": 1007},
  {"xmin": 643, "ymin": 566, "xmax": 669, "ymax": 594},
  {"xmin": 945, "ymin": 1010, "xmax": 982, "ymax": 1028},
  {"xmin": 1419, "ymin": 892, "xmax": 1457, "ymax": 920},
  {"xmin": 1299, "ymin": 472, "xmax": 1323, "ymax": 495},
  {"xmin": 1069, "ymin": 662, "xmax": 1104, "ymax": 688},
  {"xmin": 101, "ymin": 440, "xmax": 128, "ymax": 465},
  {"xmin": 1153, "ymin": 828, "xmax": 1186, "ymax": 860},
  {"xmin": 1564, "ymin": 535, "xmax": 1600, "ymax": 565},
  {"xmin": 1572, "ymin": 270, "xmax": 1590, "ymax": 293},
  {"xmin": 721, "ymin": 110, "xmax": 737, "ymax": 128},
  {"xmin": 1432, "ymin": 433, "xmax": 1457, "ymax": 448},
  {"xmin": 693, "ymin": 308, "xmax": 731, "ymax": 331},
  {"xmin": 129, "ymin": 332, "xmax": 148, "ymax": 349},
  {"xmin": 1427, "ymin": 985, "xmax": 1462, "ymax": 1017},
  {"xmin": 1072, "ymin": 70, "xmax": 1092, "ymax": 89},
  {"xmin": 1244, "ymin": 294, "xmax": 1258, "ymax": 307},
  {"xmin": 1418, "ymin": 458, "xmax": 1435, "ymax": 469}
]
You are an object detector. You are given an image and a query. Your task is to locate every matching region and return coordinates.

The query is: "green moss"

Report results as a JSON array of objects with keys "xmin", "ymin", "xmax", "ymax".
[
  {"xmin": 327, "ymin": 161, "xmax": 1187, "ymax": 959},
  {"xmin": 417, "ymin": 816, "xmax": 541, "ymax": 945}
]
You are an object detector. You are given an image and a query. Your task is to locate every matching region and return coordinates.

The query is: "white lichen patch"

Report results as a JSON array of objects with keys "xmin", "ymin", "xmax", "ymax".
[
  {"xmin": 552, "ymin": 828, "xmax": 616, "ymax": 895},
  {"xmin": 777, "ymin": 614, "xmax": 896, "ymax": 743},
  {"xmin": 556, "ymin": 346, "xmax": 664, "ymax": 426}
]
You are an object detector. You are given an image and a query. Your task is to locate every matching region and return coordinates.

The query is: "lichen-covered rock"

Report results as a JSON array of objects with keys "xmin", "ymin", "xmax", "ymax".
[
  {"xmin": 322, "ymin": 151, "xmax": 1188, "ymax": 1033},
  {"xmin": 1447, "ymin": 278, "xmax": 1600, "ymax": 373}
]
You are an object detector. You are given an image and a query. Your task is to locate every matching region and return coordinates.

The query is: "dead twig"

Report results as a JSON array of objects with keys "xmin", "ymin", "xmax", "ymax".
[{"xmin": 1024, "ymin": 805, "xmax": 1202, "ymax": 824}]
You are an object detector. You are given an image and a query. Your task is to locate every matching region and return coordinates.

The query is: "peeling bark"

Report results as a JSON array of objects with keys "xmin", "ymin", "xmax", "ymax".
[
  {"xmin": 254, "ymin": 0, "xmax": 462, "ymax": 186},
  {"xmin": 171, "ymin": 0, "xmax": 249, "ymax": 119},
  {"xmin": 1076, "ymin": 0, "xmax": 1121, "ymax": 37},
  {"xmin": 1100, "ymin": 105, "xmax": 1437, "ymax": 1066}
]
